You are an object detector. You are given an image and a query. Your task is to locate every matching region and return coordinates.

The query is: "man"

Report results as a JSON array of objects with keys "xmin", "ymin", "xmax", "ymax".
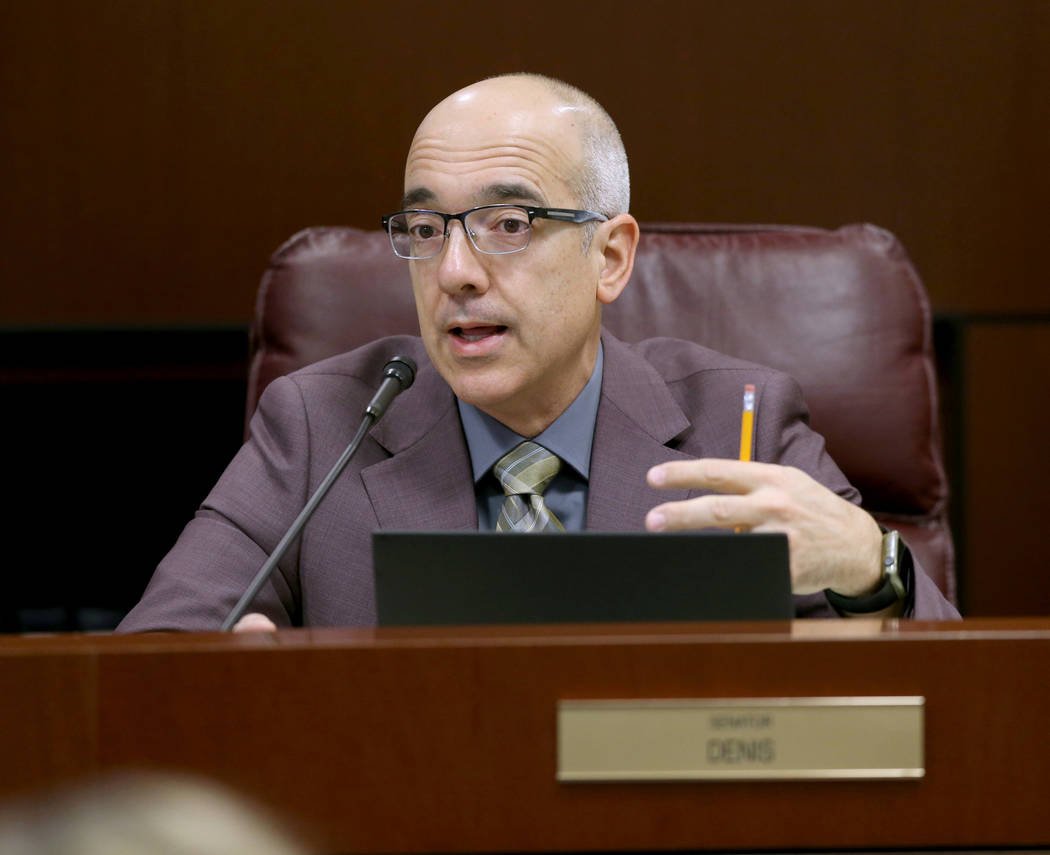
[{"xmin": 119, "ymin": 74, "xmax": 959, "ymax": 632}]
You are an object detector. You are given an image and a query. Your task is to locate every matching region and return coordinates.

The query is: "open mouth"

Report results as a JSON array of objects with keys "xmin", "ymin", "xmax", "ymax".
[{"xmin": 451, "ymin": 325, "xmax": 507, "ymax": 342}]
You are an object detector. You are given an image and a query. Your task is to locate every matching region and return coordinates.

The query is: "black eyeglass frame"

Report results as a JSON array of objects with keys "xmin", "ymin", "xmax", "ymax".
[{"xmin": 380, "ymin": 204, "xmax": 609, "ymax": 259}]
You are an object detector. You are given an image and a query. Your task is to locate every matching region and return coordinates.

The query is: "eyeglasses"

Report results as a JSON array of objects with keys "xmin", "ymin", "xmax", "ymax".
[{"xmin": 381, "ymin": 204, "xmax": 608, "ymax": 260}]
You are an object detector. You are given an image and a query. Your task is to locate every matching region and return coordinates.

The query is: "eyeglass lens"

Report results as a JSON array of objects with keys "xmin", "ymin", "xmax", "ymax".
[{"xmin": 388, "ymin": 207, "xmax": 533, "ymax": 259}]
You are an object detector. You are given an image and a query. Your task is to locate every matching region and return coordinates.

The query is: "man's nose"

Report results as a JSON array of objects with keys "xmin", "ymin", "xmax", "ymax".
[{"xmin": 436, "ymin": 220, "xmax": 489, "ymax": 296}]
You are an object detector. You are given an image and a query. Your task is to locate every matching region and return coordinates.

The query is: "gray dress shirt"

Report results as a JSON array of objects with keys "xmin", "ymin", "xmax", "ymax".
[{"xmin": 457, "ymin": 343, "xmax": 604, "ymax": 530}]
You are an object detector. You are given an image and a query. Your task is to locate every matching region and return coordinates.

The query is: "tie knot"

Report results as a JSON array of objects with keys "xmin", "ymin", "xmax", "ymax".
[{"xmin": 494, "ymin": 441, "xmax": 562, "ymax": 497}]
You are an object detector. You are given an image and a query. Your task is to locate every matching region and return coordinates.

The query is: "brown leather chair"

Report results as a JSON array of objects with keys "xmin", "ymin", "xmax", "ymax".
[{"xmin": 247, "ymin": 222, "xmax": 955, "ymax": 602}]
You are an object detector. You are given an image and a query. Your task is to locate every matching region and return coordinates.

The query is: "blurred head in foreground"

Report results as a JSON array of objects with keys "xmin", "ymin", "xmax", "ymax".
[{"xmin": 0, "ymin": 771, "xmax": 309, "ymax": 855}]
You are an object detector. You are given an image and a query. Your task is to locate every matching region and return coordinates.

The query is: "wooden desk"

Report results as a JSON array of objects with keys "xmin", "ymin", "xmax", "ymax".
[{"xmin": 2, "ymin": 619, "xmax": 1048, "ymax": 852}]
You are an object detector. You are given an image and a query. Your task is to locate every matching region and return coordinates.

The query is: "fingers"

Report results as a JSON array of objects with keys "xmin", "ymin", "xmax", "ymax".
[
  {"xmin": 648, "ymin": 458, "xmax": 785, "ymax": 494},
  {"xmin": 647, "ymin": 491, "xmax": 773, "ymax": 532},
  {"xmin": 645, "ymin": 459, "xmax": 803, "ymax": 532},
  {"xmin": 233, "ymin": 612, "xmax": 278, "ymax": 633},
  {"xmin": 644, "ymin": 457, "xmax": 887, "ymax": 596}
]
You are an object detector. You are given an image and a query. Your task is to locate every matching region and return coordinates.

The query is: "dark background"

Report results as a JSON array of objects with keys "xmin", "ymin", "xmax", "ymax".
[{"xmin": 2, "ymin": 0, "xmax": 1047, "ymax": 628}]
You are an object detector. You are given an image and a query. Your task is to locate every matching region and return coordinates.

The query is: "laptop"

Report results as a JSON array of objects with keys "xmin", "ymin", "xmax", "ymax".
[{"xmin": 372, "ymin": 531, "xmax": 791, "ymax": 626}]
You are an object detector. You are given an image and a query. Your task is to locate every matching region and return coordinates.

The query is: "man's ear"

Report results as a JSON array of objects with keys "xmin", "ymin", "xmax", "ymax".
[{"xmin": 594, "ymin": 214, "xmax": 640, "ymax": 305}]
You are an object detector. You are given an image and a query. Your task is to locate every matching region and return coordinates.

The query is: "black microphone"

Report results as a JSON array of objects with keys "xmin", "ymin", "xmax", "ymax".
[
  {"xmin": 220, "ymin": 356, "xmax": 417, "ymax": 631},
  {"xmin": 366, "ymin": 356, "xmax": 417, "ymax": 420}
]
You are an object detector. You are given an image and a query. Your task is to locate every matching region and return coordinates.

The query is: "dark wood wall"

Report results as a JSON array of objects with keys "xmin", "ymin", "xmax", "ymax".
[{"xmin": 2, "ymin": 0, "xmax": 1047, "ymax": 620}]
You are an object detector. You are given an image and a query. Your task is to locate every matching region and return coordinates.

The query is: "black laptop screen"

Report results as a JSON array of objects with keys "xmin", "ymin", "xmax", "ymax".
[{"xmin": 373, "ymin": 531, "xmax": 791, "ymax": 626}]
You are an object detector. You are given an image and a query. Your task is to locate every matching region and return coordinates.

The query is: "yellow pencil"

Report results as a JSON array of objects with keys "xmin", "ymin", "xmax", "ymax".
[
  {"xmin": 735, "ymin": 384, "xmax": 755, "ymax": 533},
  {"xmin": 738, "ymin": 384, "xmax": 755, "ymax": 463}
]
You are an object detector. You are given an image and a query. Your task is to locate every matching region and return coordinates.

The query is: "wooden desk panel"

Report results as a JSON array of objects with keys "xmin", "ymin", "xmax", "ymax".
[{"xmin": 2, "ymin": 620, "xmax": 1048, "ymax": 852}]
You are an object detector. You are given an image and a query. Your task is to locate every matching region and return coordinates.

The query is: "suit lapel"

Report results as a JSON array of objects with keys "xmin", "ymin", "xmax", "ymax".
[
  {"xmin": 586, "ymin": 333, "xmax": 696, "ymax": 531},
  {"xmin": 361, "ymin": 363, "xmax": 477, "ymax": 531}
]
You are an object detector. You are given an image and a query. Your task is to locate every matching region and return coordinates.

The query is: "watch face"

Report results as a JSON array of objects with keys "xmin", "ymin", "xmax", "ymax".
[
  {"xmin": 826, "ymin": 530, "xmax": 910, "ymax": 614},
  {"xmin": 885, "ymin": 532, "xmax": 910, "ymax": 601}
]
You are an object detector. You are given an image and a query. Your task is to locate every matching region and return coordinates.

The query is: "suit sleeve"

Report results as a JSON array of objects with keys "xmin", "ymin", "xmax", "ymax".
[
  {"xmin": 754, "ymin": 373, "xmax": 960, "ymax": 620},
  {"xmin": 116, "ymin": 377, "xmax": 309, "ymax": 632}
]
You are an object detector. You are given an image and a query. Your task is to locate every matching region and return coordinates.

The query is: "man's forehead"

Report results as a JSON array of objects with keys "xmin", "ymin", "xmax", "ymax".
[
  {"xmin": 401, "ymin": 181, "xmax": 546, "ymax": 210},
  {"xmin": 403, "ymin": 92, "xmax": 583, "ymax": 207},
  {"xmin": 402, "ymin": 141, "xmax": 571, "ymax": 209},
  {"xmin": 409, "ymin": 108, "xmax": 580, "ymax": 156}
]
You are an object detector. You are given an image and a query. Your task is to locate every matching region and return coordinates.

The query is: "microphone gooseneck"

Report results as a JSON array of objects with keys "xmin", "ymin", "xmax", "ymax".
[{"xmin": 220, "ymin": 356, "xmax": 418, "ymax": 631}]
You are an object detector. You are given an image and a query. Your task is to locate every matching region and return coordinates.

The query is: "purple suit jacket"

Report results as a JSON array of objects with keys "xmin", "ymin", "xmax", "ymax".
[{"xmin": 118, "ymin": 332, "xmax": 959, "ymax": 631}]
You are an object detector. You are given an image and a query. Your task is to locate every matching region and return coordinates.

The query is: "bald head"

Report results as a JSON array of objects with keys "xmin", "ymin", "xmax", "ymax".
[{"xmin": 408, "ymin": 74, "xmax": 630, "ymax": 217}]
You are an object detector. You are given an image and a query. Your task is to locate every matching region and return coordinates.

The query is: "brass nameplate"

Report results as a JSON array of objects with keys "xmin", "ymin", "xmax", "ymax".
[{"xmin": 557, "ymin": 697, "xmax": 924, "ymax": 781}]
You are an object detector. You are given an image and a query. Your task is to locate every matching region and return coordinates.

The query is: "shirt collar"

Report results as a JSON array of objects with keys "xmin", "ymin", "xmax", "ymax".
[{"xmin": 457, "ymin": 341, "xmax": 604, "ymax": 483}]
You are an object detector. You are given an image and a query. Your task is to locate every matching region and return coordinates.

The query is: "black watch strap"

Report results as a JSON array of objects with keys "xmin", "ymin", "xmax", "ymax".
[{"xmin": 825, "ymin": 529, "xmax": 913, "ymax": 614}]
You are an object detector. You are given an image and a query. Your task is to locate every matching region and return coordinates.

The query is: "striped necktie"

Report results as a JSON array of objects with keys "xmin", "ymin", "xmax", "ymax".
[{"xmin": 493, "ymin": 441, "xmax": 566, "ymax": 532}]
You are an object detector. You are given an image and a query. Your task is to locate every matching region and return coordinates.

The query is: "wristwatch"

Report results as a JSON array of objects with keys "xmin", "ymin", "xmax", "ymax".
[{"xmin": 825, "ymin": 529, "xmax": 911, "ymax": 614}]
